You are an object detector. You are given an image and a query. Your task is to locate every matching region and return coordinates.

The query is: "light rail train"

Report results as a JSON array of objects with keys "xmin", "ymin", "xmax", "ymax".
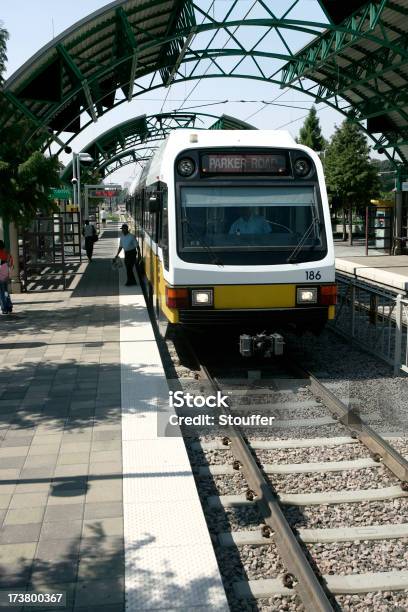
[{"xmin": 127, "ymin": 130, "xmax": 336, "ymax": 346}]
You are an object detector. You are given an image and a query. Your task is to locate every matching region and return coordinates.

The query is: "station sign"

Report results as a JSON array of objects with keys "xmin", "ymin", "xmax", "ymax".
[{"xmin": 88, "ymin": 189, "xmax": 121, "ymax": 198}]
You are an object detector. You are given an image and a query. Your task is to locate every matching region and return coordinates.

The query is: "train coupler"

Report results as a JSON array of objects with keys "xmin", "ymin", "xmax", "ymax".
[{"xmin": 239, "ymin": 332, "xmax": 285, "ymax": 358}]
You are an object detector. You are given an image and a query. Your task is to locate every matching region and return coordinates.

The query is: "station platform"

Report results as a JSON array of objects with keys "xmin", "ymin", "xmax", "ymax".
[
  {"xmin": 335, "ymin": 254, "xmax": 408, "ymax": 294},
  {"xmin": 0, "ymin": 224, "xmax": 228, "ymax": 611}
]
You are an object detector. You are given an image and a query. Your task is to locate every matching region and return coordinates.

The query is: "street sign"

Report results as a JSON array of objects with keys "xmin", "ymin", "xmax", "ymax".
[
  {"xmin": 50, "ymin": 188, "xmax": 73, "ymax": 199},
  {"xmin": 401, "ymin": 182, "xmax": 408, "ymax": 192}
]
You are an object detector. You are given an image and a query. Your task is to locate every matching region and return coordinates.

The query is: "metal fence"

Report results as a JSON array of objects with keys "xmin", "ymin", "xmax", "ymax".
[{"xmin": 331, "ymin": 273, "xmax": 408, "ymax": 375}]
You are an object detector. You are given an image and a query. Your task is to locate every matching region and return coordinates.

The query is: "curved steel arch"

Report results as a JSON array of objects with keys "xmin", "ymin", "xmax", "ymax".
[
  {"xmin": 2, "ymin": 0, "xmax": 408, "ymax": 167},
  {"xmin": 61, "ymin": 111, "xmax": 255, "ymax": 180},
  {"xmin": 61, "ymin": 112, "xmax": 256, "ymax": 181}
]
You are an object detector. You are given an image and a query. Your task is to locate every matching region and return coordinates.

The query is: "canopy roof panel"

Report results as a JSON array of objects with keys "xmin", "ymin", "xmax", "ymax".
[
  {"xmin": 2, "ymin": 0, "xmax": 408, "ymax": 168},
  {"xmin": 282, "ymin": 0, "xmax": 408, "ymax": 164}
]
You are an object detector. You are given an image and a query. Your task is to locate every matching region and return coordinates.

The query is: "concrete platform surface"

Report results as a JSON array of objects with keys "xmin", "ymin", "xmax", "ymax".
[
  {"xmin": 0, "ymin": 223, "xmax": 228, "ymax": 612},
  {"xmin": 336, "ymin": 255, "xmax": 408, "ymax": 293}
]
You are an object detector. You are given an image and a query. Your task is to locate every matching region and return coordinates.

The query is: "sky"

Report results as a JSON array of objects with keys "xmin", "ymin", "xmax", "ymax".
[{"xmin": 1, "ymin": 0, "xmax": 366, "ymax": 185}]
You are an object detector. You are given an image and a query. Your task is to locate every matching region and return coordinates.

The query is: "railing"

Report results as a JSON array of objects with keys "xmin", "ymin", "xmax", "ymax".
[{"xmin": 331, "ymin": 273, "xmax": 408, "ymax": 375}]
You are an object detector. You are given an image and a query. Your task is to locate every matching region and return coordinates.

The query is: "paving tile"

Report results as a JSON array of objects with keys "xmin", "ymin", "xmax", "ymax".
[
  {"xmin": 0, "ymin": 482, "xmax": 17, "ymax": 495},
  {"xmin": 0, "ymin": 522, "xmax": 42, "ymax": 544},
  {"xmin": 83, "ymin": 502, "xmax": 122, "ymax": 520},
  {"xmin": 27, "ymin": 444, "xmax": 61, "ymax": 456},
  {"xmin": 92, "ymin": 430, "xmax": 121, "ymax": 441},
  {"xmin": 0, "ymin": 541, "xmax": 37, "ymax": 563},
  {"xmin": 88, "ymin": 462, "xmax": 121, "ymax": 476},
  {"xmin": 82, "ymin": 517, "xmax": 123, "ymax": 539},
  {"xmin": 89, "ymin": 450, "xmax": 121, "ymax": 463},
  {"xmin": 0, "ymin": 468, "xmax": 21, "ymax": 480},
  {"xmin": 30, "ymin": 557, "xmax": 79, "ymax": 585},
  {"xmin": 0, "ymin": 562, "xmax": 32, "ymax": 588},
  {"xmin": 4, "ymin": 507, "xmax": 45, "ymax": 525},
  {"xmin": 47, "ymin": 493, "xmax": 86, "ymax": 507},
  {"xmin": 1, "ymin": 437, "xmax": 33, "ymax": 447},
  {"xmin": 20, "ymin": 466, "xmax": 55, "ymax": 479},
  {"xmin": 79, "ymin": 535, "xmax": 123, "ymax": 558},
  {"xmin": 0, "ymin": 456, "xmax": 26, "ymax": 469},
  {"xmin": 59, "ymin": 443, "xmax": 91, "ymax": 454},
  {"xmin": 74, "ymin": 577, "xmax": 124, "ymax": 608},
  {"xmin": 44, "ymin": 504, "xmax": 84, "ymax": 523},
  {"xmin": 35, "ymin": 537, "xmax": 81, "ymax": 562},
  {"xmin": 57, "ymin": 453, "xmax": 89, "ymax": 466},
  {"xmin": 31, "ymin": 434, "xmax": 63, "ymax": 446},
  {"xmin": 62, "ymin": 430, "xmax": 93, "ymax": 441},
  {"xmin": 23, "ymin": 455, "xmax": 58, "ymax": 468},
  {"xmin": 14, "ymin": 481, "xmax": 51, "ymax": 494},
  {"xmin": 40, "ymin": 520, "xmax": 83, "ymax": 541},
  {"xmin": 0, "ymin": 494, "xmax": 12, "ymax": 509},
  {"xmin": 9, "ymin": 493, "xmax": 48, "ymax": 509},
  {"xmin": 77, "ymin": 551, "xmax": 124, "ymax": 582},
  {"xmin": 85, "ymin": 481, "xmax": 122, "ymax": 504},
  {"xmin": 90, "ymin": 440, "xmax": 121, "ymax": 452},
  {"xmin": 53, "ymin": 464, "xmax": 89, "ymax": 478},
  {"xmin": 6, "ymin": 428, "xmax": 37, "ymax": 438}
]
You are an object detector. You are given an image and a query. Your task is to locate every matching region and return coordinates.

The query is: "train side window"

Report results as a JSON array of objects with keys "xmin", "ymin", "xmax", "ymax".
[{"xmin": 159, "ymin": 184, "xmax": 169, "ymax": 270}]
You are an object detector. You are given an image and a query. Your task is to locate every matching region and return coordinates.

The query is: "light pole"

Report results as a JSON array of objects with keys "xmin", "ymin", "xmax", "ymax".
[{"xmin": 77, "ymin": 153, "xmax": 94, "ymax": 219}]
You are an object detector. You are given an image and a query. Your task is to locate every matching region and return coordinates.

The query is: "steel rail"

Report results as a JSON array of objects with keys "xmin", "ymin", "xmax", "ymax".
[
  {"xmin": 286, "ymin": 360, "xmax": 408, "ymax": 484},
  {"xmin": 170, "ymin": 330, "xmax": 408, "ymax": 608},
  {"xmin": 193, "ymin": 359, "xmax": 334, "ymax": 612}
]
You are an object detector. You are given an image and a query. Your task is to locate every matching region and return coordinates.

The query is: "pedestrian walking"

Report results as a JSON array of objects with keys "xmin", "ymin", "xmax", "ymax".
[
  {"xmin": 82, "ymin": 220, "xmax": 97, "ymax": 262},
  {"xmin": 114, "ymin": 224, "xmax": 140, "ymax": 286},
  {"xmin": 100, "ymin": 208, "xmax": 107, "ymax": 227},
  {"xmin": 0, "ymin": 240, "xmax": 13, "ymax": 315}
]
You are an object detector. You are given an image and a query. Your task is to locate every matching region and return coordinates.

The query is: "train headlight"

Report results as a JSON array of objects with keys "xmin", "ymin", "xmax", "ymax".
[
  {"xmin": 192, "ymin": 289, "xmax": 213, "ymax": 306},
  {"xmin": 177, "ymin": 158, "xmax": 195, "ymax": 177},
  {"xmin": 297, "ymin": 287, "xmax": 318, "ymax": 304},
  {"xmin": 294, "ymin": 157, "xmax": 311, "ymax": 177}
]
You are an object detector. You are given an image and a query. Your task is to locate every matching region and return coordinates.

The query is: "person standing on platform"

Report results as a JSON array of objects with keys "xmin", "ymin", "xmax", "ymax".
[
  {"xmin": 114, "ymin": 224, "xmax": 139, "ymax": 286},
  {"xmin": 82, "ymin": 220, "xmax": 97, "ymax": 262},
  {"xmin": 0, "ymin": 240, "xmax": 13, "ymax": 315},
  {"xmin": 100, "ymin": 208, "xmax": 107, "ymax": 227}
]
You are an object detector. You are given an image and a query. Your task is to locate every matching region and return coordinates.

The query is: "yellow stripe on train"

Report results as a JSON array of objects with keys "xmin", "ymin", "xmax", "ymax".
[{"xmin": 214, "ymin": 284, "xmax": 295, "ymax": 309}]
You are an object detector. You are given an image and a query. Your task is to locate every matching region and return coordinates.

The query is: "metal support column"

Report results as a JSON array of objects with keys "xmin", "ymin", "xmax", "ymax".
[
  {"xmin": 394, "ymin": 294, "xmax": 403, "ymax": 376},
  {"xmin": 395, "ymin": 190, "xmax": 403, "ymax": 255},
  {"xmin": 8, "ymin": 222, "xmax": 22, "ymax": 293}
]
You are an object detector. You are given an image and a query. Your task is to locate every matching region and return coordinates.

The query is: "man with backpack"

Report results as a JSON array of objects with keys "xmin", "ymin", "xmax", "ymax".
[
  {"xmin": 82, "ymin": 220, "xmax": 98, "ymax": 262},
  {"xmin": 0, "ymin": 240, "xmax": 13, "ymax": 315}
]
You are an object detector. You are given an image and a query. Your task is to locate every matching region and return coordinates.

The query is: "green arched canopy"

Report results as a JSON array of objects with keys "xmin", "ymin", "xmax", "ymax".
[{"xmin": 2, "ymin": 0, "xmax": 408, "ymax": 167}]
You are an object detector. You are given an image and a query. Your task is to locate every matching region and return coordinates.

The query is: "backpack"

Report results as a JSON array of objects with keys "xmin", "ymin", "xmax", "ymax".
[{"xmin": 0, "ymin": 262, "xmax": 9, "ymax": 282}]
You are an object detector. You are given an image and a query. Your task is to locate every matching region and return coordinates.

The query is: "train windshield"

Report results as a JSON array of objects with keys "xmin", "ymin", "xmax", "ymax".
[{"xmin": 179, "ymin": 186, "xmax": 324, "ymax": 252}]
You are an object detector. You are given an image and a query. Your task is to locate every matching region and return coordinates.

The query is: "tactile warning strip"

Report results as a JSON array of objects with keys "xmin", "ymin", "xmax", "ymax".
[{"xmin": 119, "ymin": 269, "xmax": 228, "ymax": 611}]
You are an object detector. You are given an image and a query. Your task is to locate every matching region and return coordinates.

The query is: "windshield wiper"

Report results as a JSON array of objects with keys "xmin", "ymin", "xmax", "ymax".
[
  {"xmin": 181, "ymin": 216, "xmax": 224, "ymax": 267},
  {"xmin": 286, "ymin": 219, "xmax": 321, "ymax": 263}
]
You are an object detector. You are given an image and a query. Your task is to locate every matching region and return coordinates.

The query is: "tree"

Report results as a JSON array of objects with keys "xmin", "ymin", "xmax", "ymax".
[
  {"xmin": 0, "ymin": 24, "xmax": 61, "ymax": 225},
  {"xmin": 370, "ymin": 158, "xmax": 396, "ymax": 195},
  {"xmin": 0, "ymin": 22, "xmax": 8, "ymax": 85},
  {"xmin": 297, "ymin": 106, "xmax": 326, "ymax": 152},
  {"xmin": 324, "ymin": 120, "xmax": 380, "ymax": 244}
]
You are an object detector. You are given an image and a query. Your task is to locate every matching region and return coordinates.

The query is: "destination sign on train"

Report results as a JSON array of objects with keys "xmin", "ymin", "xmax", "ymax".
[{"xmin": 201, "ymin": 153, "xmax": 288, "ymax": 174}]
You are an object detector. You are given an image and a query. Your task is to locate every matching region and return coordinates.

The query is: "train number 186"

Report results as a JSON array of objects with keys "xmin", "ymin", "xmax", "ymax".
[{"xmin": 305, "ymin": 270, "xmax": 321, "ymax": 280}]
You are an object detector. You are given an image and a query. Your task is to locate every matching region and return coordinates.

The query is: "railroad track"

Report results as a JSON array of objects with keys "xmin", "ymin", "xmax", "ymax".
[{"xmin": 164, "ymin": 329, "xmax": 408, "ymax": 611}]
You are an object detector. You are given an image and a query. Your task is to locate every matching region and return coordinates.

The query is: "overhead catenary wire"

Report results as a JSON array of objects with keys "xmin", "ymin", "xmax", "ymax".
[{"xmin": 175, "ymin": 0, "xmax": 258, "ymax": 112}]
